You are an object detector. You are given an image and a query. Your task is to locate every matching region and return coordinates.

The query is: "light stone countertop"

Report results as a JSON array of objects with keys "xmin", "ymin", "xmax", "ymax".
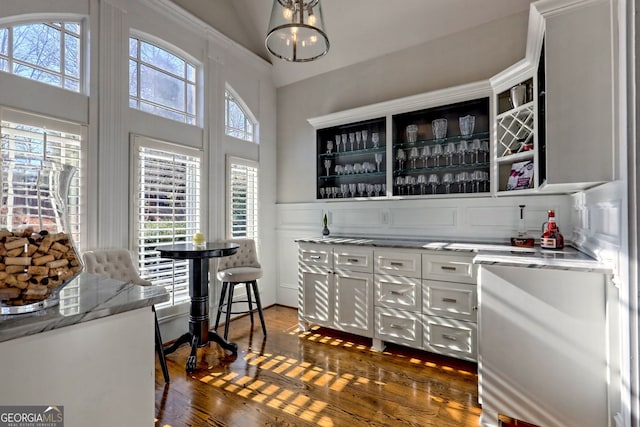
[
  {"xmin": 296, "ymin": 236, "xmax": 613, "ymax": 274},
  {"xmin": 0, "ymin": 272, "xmax": 169, "ymax": 343}
]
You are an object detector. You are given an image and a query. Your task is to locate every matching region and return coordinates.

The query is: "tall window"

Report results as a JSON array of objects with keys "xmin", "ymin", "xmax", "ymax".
[
  {"xmin": 132, "ymin": 137, "xmax": 201, "ymax": 308},
  {"xmin": 225, "ymin": 87, "xmax": 256, "ymax": 142},
  {"xmin": 0, "ymin": 109, "xmax": 85, "ymax": 248},
  {"xmin": 129, "ymin": 36, "xmax": 197, "ymax": 125},
  {"xmin": 0, "ymin": 21, "xmax": 82, "ymax": 92},
  {"xmin": 227, "ymin": 157, "xmax": 258, "ymax": 241}
]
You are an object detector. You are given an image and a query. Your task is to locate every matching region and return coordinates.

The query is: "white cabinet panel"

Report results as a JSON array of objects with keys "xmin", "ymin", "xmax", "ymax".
[
  {"xmin": 375, "ymin": 274, "xmax": 422, "ymax": 312},
  {"xmin": 333, "ymin": 270, "xmax": 374, "ymax": 337},
  {"xmin": 375, "ymin": 250, "xmax": 421, "ymax": 278},
  {"xmin": 334, "ymin": 246, "xmax": 374, "ymax": 273},
  {"xmin": 375, "ymin": 307, "xmax": 422, "ymax": 348},
  {"xmin": 423, "ymin": 279, "xmax": 477, "ymax": 322},
  {"xmin": 422, "ymin": 253, "xmax": 476, "ymax": 284},
  {"xmin": 423, "ymin": 315, "xmax": 477, "ymax": 361},
  {"xmin": 299, "ymin": 269, "xmax": 333, "ymax": 328}
]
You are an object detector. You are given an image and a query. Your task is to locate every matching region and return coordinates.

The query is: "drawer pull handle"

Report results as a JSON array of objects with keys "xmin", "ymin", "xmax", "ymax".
[
  {"xmin": 309, "ymin": 255, "xmax": 321, "ymax": 260},
  {"xmin": 442, "ymin": 334, "xmax": 458, "ymax": 341},
  {"xmin": 440, "ymin": 266, "xmax": 457, "ymax": 271},
  {"xmin": 442, "ymin": 297, "xmax": 457, "ymax": 303},
  {"xmin": 389, "ymin": 324, "xmax": 404, "ymax": 330},
  {"xmin": 390, "ymin": 290, "xmax": 405, "ymax": 295},
  {"xmin": 347, "ymin": 258, "xmax": 359, "ymax": 263},
  {"xmin": 390, "ymin": 262, "xmax": 404, "ymax": 267}
]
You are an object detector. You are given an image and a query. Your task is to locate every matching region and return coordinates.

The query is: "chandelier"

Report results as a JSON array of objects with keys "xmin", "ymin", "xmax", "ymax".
[{"xmin": 265, "ymin": 0, "xmax": 329, "ymax": 63}]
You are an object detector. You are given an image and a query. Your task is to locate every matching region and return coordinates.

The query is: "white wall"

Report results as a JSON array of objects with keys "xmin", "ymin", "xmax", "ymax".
[{"xmin": 0, "ymin": 0, "xmax": 278, "ymax": 341}]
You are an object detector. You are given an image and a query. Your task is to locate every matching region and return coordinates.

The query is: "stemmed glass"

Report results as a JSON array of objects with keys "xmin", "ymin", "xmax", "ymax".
[
  {"xmin": 457, "ymin": 140, "xmax": 469, "ymax": 165},
  {"xmin": 362, "ymin": 130, "xmax": 368, "ymax": 148},
  {"xmin": 421, "ymin": 146, "xmax": 431, "ymax": 168},
  {"xmin": 371, "ymin": 132, "xmax": 380, "ymax": 148},
  {"xmin": 357, "ymin": 182, "xmax": 366, "ymax": 197},
  {"xmin": 366, "ymin": 184, "xmax": 374, "ymax": 197},
  {"xmin": 355, "ymin": 131, "xmax": 362, "ymax": 150},
  {"xmin": 471, "ymin": 170, "xmax": 484, "ymax": 193},
  {"xmin": 327, "ymin": 140, "xmax": 334, "ymax": 154},
  {"xmin": 335, "ymin": 135, "xmax": 341, "ymax": 152},
  {"xmin": 375, "ymin": 152, "xmax": 383, "ymax": 172},
  {"xmin": 442, "ymin": 172, "xmax": 454, "ymax": 194},
  {"xmin": 349, "ymin": 133, "xmax": 355, "ymax": 151},
  {"xmin": 416, "ymin": 174, "xmax": 427, "ymax": 194},
  {"xmin": 427, "ymin": 173, "xmax": 440, "ymax": 194},
  {"xmin": 444, "ymin": 142, "xmax": 456, "ymax": 166},
  {"xmin": 395, "ymin": 176, "xmax": 405, "ymax": 195},
  {"xmin": 409, "ymin": 147, "xmax": 419, "ymax": 169},
  {"xmin": 324, "ymin": 159, "xmax": 331, "ymax": 176},
  {"xmin": 470, "ymin": 139, "xmax": 482, "ymax": 163},
  {"xmin": 341, "ymin": 184, "xmax": 349, "ymax": 198},
  {"xmin": 374, "ymin": 183, "xmax": 382, "ymax": 197},
  {"xmin": 341, "ymin": 133, "xmax": 347, "ymax": 152},
  {"xmin": 456, "ymin": 171, "xmax": 470, "ymax": 193},
  {"xmin": 432, "ymin": 145, "xmax": 443, "ymax": 167},
  {"xmin": 319, "ymin": 188, "xmax": 326, "ymax": 198},
  {"xmin": 396, "ymin": 149, "xmax": 406, "ymax": 169},
  {"xmin": 480, "ymin": 140, "xmax": 489, "ymax": 162},
  {"xmin": 348, "ymin": 183, "xmax": 357, "ymax": 198}
]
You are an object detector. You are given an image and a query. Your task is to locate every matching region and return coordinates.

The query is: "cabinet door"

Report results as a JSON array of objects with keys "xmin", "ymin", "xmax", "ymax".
[
  {"xmin": 299, "ymin": 269, "xmax": 333, "ymax": 327},
  {"xmin": 544, "ymin": 0, "xmax": 613, "ymax": 187},
  {"xmin": 333, "ymin": 270, "xmax": 374, "ymax": 337}
]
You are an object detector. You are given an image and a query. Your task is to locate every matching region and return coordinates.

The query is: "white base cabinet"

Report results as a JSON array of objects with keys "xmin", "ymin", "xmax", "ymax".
[{"xmin": 478, "ymin": 264, "xmax": 608, "ymax": 427}]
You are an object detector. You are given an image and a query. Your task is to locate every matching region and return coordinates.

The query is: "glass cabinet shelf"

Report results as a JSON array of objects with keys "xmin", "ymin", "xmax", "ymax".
[
  {"xmin": 393, "ymin": 162, "xmax": 490, "ymax": 175},
  {"xmin": 319, "ymin": 171, "xmax": 385, "ymax": 181},
  {"xmin": 319, "ymin": 146, "xmax": 385, "ymax": 158},
  {"xmin": 393, "ymin": 131, "xmax": 490, "ymax": 149}
]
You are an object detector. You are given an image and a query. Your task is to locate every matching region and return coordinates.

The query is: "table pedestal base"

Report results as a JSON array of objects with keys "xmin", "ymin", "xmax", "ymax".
[{"xmin": 163, "ymin": 330, "xmax": 238, "ymax": 372}]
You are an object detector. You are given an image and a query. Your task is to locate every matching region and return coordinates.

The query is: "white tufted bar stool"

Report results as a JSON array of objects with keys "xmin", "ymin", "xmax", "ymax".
[
  {"xmin": 214, "ymin": 239, "xmax": 267, "ymax": 340},
  {"xmin": 82, "ymin": 248, "xmax": 170, "ymax": 383}
]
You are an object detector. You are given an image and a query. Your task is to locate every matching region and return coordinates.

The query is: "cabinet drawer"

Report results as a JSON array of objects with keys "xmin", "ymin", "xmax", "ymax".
[
  {"xmin": 423, "ymin": 280, "xmax": 477, "ymax": 322},
  {"xmin": 422, "ymin": 253, "xmax": 476, "ymax": 284},
  {"xmin": 423, "ymin": 316, "xmax": 477, "ymax": 361},
  {"xmin": 299, "ymin": 243, "xmax": 333, "ymax": 269},
  {"xmin": 375, "ymin": 307, "xmax": 423, "ymax": 348},
  {"xmin": 375, "ymin": 250, "xmax": 421, "ymax": 278},
  {"xmin": 334, "ymin": 246, "xmax": 374, "ymax": 273},
  {"xmin": 375, "ymin": 275, "xmax": 421, "ymax": 312}
]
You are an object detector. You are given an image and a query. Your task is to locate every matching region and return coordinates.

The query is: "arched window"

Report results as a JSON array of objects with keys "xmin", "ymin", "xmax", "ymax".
[
  {"xmin": 225, "ymin": 86, "xmax": 256, "ymax": 143},
  {"xmin": 0, "ymin": 21, "xmax": 83, "ymax": 92},
  {"xmin": 129, "ymin": 35, "xmax": 198, "ymax": 125}
]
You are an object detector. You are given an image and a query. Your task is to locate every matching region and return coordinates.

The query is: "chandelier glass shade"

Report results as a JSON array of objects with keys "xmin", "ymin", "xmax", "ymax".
[{"xmin": 265, "ymin": 0, "xmax": 329, "ymax": 62}]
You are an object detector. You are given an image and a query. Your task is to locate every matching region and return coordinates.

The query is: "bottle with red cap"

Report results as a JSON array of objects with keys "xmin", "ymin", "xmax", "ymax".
[{"xmin": 541, "ymin": 210, "xmax": 564, "ymax": 249}]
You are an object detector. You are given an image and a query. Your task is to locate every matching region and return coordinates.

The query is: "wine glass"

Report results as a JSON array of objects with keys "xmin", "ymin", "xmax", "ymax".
[
  {"xmin": 421, "ymin": 146, "xmax": 431, "ymax": 168},
  {"xmin": 324, "ymin": 159, "xmax": 331, "ymax": 176},
  {"xmin": 457, "ymin": 140, "xmax": 469, "ymax": 165},
  {"xmin": 406, "ymin": 176, "xmax": 416, "ymax": 195},
  {"xmin": 427, "ymin": 173, "xmax": 440, "ymax": 194},
  {"xmin": 442, "ymin": 172, "xmax": 454, "ymax": 194},
  {"xmin": 480, "ymin": 140, "xmax": 489, "ymax": 162},
  {"xmin": 335, "ymin": 164, "xmax": 343, "ymax": 175},
  {"xmin": 471, "ymin": 170, "xmax": 484, "ymax": 193},
  {"xmin": 432, "ymin": 144, "xmax": 443, "ymax": 167},
  {"xmin": 319, "ymin": 187, "xmax": 326, "ymax": 198},
  {"xmin": 357, "ymin": 182, "xmax": 366, "ymax": 197},
  {"xmin": 374, "ymin": 183, "xmax": 382, "ymax": 197},
  {"xmin": 335, "ymin": 135, "xmax": 341, "ymax": 152},
  {"xmin": 416, "ymin": 174, "xmax": 427, "ymax": 194},
  {"xmin": 348, "ymin": 183, "xmax": 357, "ymax": 198},
  {"xmin": 409, "ymin": 147, "xmax": 419, "ymax": 169},
  {"xmin": 353, "ymin": 163, "xmax": 362, "ymax": 174},
  {"xmin": 444, "ymin": 142, "xmax": 456, "ymax": 166},
  {"xmin": 396, "ymin": 149, "xmax": 406, "ymax": 169},
  {"xmin": 375, "ymin": 152, "xmax": 383, "ymax": 172},
  {"xmin": 456, "ymin": 171, "xmax": 470, "ymax": 193},
  {"xmin": 395, "ymin": 176, "xmax": 405, "ymax": 195},
  {"xmin": 366, "ymin": 184, "xmax": 374, "ymax": 197},
  {"xmin": 341, "ymin": 133, "xmax": 348, "ymax": 152},
  {"xmin": 355, "ymin": 131, "xmax": 362, "ymax": 150},
  {"xmin": 327, "ymin": 140, "xmax": 333, "ymax": 154},
  {"xmin": 349, "ymin": 133, "xmax": 355, "ymax": 151},
  {"xmin": 470, "ymin": 139, "xmax": 482, "ymax": 163},
  {"xmin": 341, "ymin": 183, "xmax": 349, "ymax": 198},
  {"xmin": 371, "ymin": 132, "xmax": 380, "ymax": 148},
  {"xmin": 362, "ymin": 130, "xmax": 368, "ymax": 148}
]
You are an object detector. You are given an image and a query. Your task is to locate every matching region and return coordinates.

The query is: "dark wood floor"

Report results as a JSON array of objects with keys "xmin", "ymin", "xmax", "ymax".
[{"xmin": 155, "ymin": 305, "xmax": 481, "ymax": 427}]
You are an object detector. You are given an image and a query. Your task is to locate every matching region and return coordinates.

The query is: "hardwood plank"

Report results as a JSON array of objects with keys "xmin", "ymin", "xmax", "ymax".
[{"xmin": 155, "ymin": 306, "xmax": 481, "ymax": 426}]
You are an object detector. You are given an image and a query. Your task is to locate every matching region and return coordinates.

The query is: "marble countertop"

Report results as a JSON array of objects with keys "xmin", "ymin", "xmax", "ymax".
[
  {"xmin": 0, "ymin": 272, "xmax": 169, "ymax": 343},
  {"xmin": 296, "ymin": 236, "xmax": 613, "ymax": 274}
]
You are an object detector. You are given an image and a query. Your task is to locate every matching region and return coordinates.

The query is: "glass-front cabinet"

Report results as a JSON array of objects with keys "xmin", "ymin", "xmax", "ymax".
[
  {"xmin": 391, "ymin": 98, "xmax": 490, "ymax": 196},
  {"xmin": 316, "ymin": 117, "xmax": 386, "ymax": 199}
]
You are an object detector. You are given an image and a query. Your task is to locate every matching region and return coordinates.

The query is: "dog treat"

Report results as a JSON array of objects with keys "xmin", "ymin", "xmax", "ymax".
[{"xmin": 0, "ymin": 228, "xmax": 82, "ymax": 305}]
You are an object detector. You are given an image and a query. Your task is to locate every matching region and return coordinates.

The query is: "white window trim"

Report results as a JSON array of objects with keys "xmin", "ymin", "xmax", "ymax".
[{"xmin": 225, "ymin": 84, "xmax": 258, "ymax": 143}]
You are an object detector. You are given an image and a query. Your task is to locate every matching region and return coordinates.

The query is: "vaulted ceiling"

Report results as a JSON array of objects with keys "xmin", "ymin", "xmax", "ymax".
[{"xmin": 171, "ymin": 0, "xmax": 534, "ymax": 87}]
